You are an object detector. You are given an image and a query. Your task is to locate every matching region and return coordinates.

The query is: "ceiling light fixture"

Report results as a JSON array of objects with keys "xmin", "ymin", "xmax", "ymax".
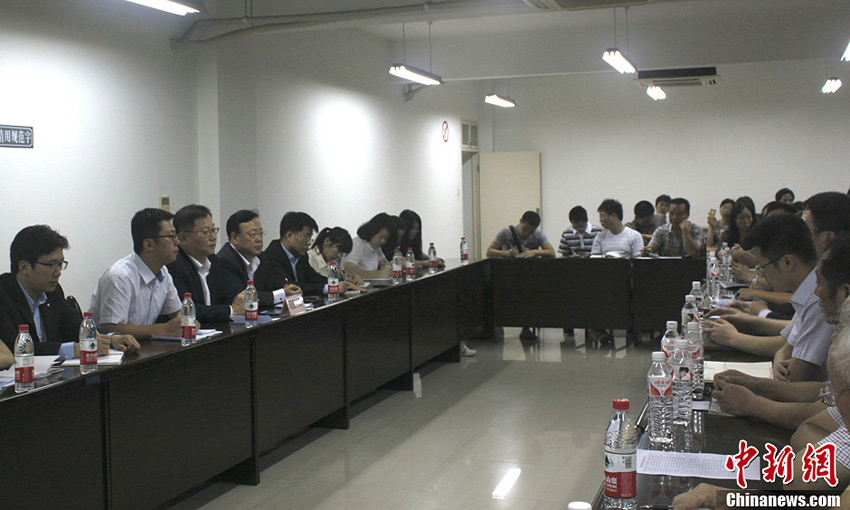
[
  {"xmin": 822, "ymin": 78, "xmax": 842, "ymax": 94},
  {"xmin": 125, "ymin": 0, "xmax": 199, "ymax": 16},
  {"xmin": 484, "ymin": 94, "xmax": 516, "ymax": 108},
  {"xmin": 389, "ymin": 22, "xmax": 443, "ymax": 91},
  {"xmin": 646, "ymin": 86, "xmax": 667, "ymax": 100},
  {"xmin": 842, "ymin": 41, "xmax": 850, "ymax": 62},
  {"xmin": 602, "ymin": 8, "xmax": 636, "ymax": 74}
]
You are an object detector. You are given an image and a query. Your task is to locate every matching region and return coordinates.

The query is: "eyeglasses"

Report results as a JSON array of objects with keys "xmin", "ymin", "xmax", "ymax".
[
  {"xmin": 753, "ymin": 253, "xmax": 787, "ymax": 276},
  {"xmin": 35, "ymin": 260, "xmax": 68, "ymax": 272},
  {"xmin": 187, "ymin": 227, "xmax": 220, "ymax": 238},
  {"xmin": 154, "ymin": 233, "xmax": 179, "ymax": 242},
  {"xmin": 244, "ymin": 230, "xmax": 265, "ymax": 240}
]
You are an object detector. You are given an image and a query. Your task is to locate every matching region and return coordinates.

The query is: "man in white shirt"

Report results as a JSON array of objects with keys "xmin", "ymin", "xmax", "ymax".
[
  {"xmin": 90, "ymin": 208, "xmax": 186, "ymax": 339},
  {"xmin": 590, "ymin": 199, "xmax": 643, "ymax": 258}
]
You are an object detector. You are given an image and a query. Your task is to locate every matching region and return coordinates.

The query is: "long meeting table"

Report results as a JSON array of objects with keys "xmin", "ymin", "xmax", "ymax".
[{"xmin": 0, "ymin": 256, "xmax": 710, "ymax": 509}]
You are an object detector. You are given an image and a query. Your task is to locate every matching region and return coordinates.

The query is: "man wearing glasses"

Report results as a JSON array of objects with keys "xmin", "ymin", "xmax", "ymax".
[
  {"xmin": 0, "ymin": 225, "xmax": 139, "ymax": 356},
  {"xmin": 167, "ymin": 204, "xmax": 245, "ymax": 323},
  {"xmin": 91, "ymin": 208, "xmax": 185, "ymax": 339},
  {"xmin": 217, "ymin": 209, "xmax": 301, "ymax": 309}
]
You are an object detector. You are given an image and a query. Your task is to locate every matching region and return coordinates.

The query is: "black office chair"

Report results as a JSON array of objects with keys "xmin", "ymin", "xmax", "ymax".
[{"xmin": 67, "ymin": 295, "xmax": 83, "ymax": 323}]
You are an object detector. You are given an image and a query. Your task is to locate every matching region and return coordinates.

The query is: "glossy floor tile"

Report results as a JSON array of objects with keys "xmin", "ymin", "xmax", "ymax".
[{"xmin": 169, "ymin": 328, "xmax": 657, "ymax": 510}]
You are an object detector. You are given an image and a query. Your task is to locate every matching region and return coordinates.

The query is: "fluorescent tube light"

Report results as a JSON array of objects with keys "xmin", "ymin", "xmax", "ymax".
[
  {"xmin": 646, "ymin": 86, "xmax": 667, "ymax": 100},
  {"xmin": 125, "ymin": 0, "xmax": 199, "ymax": 15},
  {"xmin": 842, "ymin": 41, "xmax": 850, "ymax": 62},
  {"xmin": 492, "ymin": 467, "xmax": 521, "ymax": 499},
  {"xmin": 484, "ymin": 94, "xmax": 516, "ymax": 108},
  {"xmin": 822, "ymin": 78, "xmax": 842, "ymax": 94},
  {"xmin": 602, "ymin": 49, "xmax": 636, "ymax": 74},
  {"xmin": 388, "ymin": 64, "xmax": 442, "ymax": 86}
]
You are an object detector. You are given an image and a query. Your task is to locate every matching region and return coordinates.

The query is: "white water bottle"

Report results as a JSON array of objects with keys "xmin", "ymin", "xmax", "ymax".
[
  {"xmin": 460, "ymin": 237, "xmax": 469, "ymax": 265},
  {"xmin": 668, "ymin": 339, "xmax": 693, "ymax": 427},
  {"xmin": 245, "ymin": 280, "xmax": 259, "ymax": 328},
  {"xmin": 603, "ymin": 398, "xmax": 637, "ymax": 510},
  {"xmin": 79, "ymin": 311, "xmax": 98, "ymax": 374},
  {"xmin": 719, "ymin": 242, "xmax": 731, "ymax": 282},
  {"xmin": 14, "ymin": 324, "xmax": 34, "ymax": 393},
  {"xmin": 661, "ymin": 321, "xmax": 678, "ymax": 359},
  {"xmin": 705, "ymin": 250, "xmax": 715, "ymax": 289},
  {"xmin": 686, "ymin": 322, "xmax": 704, "ymax": 399},
  {"xmin": 181, "ymin": 293, "xmax": 196, "ymax": 346},
  {"xmin": 405, "ymin": 248, "xmax": 416, "ymax": 281},
  {"xmin": 428, "ymin": 243, "xmax": 438, "ymax": 274},
  {"xmin": 647, "ymin": 352, "xmax": 673, "ymax": 447},
  {"xmin": 392, "ymin": 250, "xmax": 403, "ymax": 285},
  {"xmin": 689, "ymin": 281, "xmax": 704, "ymax": 312},
  {"xmin": 328, "ymin": 261, "xmax": 340, "ymax": 303},
  {"xmin": 681, "ymin": 295, "xmax": 699, "ymax": 336},
  {"xmin": 708, "ymin": 256, "xmax": 720, "ymax": 301}
]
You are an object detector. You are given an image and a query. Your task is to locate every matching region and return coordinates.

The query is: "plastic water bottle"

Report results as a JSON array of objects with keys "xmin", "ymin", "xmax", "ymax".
[
  {"xmin": 705, "ymin": 250, "xmax": 715, "ymax": 289},
  {"xmin": 327, "ymin": 261, "xmax": 340, "ymax": 303},
  {"xmin": 685, "ymin": 322, "xmax": 704, "ymax": 399},
  {"xmin": 245, "ymin": 280, "xmax": 259, "ymax": 328},
  {"xmin": 392, "ymin": 250, "xmax": 403, "ymax": 285},
  {"xmin": 661, "ymin": 321, "xmax": 678, "ymax": 358},
  {"xmin": 14, "ymin": 324, "xmax": 34, "ymax": 393},
  {"xmin": 405, "ymin": 248, "xmax": 416, "ymax": 282},
  {"xmin": 428, "ymin": 243, "xmax": 438, "ymax": 274},
  {"xmin": 79, "ymin": 311, "xmax": 98, "ymax": 374},
  {"xmin": 681, "ymin": 295, "xmax": 699, "ymax": 335},
  {"xmin": 460, "ymin": 237, "xmax": 469, "ymax": 265},
  {"xmin": 668, "ymin": 339, "xmax": 693, "ymax": 426},
  {"xmin": 689, "ymin": 281, "xmax": 704, "ymax": 312},
  {"xmin": 719, "ymin": 242, "xmax": 731, "ymax": 282},
  {"xmin": 647, "ymin": 352, "xmax": 673, "ymax": 447},
  {"xmin": 181, "ymin": 293, "xmax": 196, "ymax": 346},
  {"xmin": 707, "ymin": 256, "xmax": 720, "ymax": 301},
  {"xmin": 603, "ymin": 398, "xmax": 637, "ymax": 510}
]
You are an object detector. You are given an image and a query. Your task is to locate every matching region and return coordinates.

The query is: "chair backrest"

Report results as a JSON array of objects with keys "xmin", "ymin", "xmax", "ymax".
[{"xmin": 66, "ymin": 295, "xmax": 83, "ymax": 322}]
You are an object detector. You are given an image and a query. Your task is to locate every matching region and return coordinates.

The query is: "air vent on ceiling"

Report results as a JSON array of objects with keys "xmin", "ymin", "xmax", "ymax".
[
  {"xmin": 523, "ymin": 0, "xmax": 649, "ymax": 11},
  {"xmin": 635, "ymin": 67, "xmax": 720, "ymax": 87}
]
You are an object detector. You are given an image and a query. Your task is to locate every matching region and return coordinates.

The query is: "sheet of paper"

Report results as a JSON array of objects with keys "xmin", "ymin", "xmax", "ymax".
[
  {"xmin": 637, "ymin": 449, "xmax": 760, "ymax": 480},
  {"xmin": 704, "ymin": 361, "xmax": 773, "ymax": 382},
  {"xmin": 152, "ymin": 329, "xmax": 221, "ymax": 342},
  {"xmin": 62, "ymin": 349, "xmax": 125, "ymax": 366},
  {"xmin": 692, "ymin": 400, "xmax": 711, "ymax": 411},
  {"xmin": 0, "ymin": 355, "xmax": 60, "ymax": 379}
]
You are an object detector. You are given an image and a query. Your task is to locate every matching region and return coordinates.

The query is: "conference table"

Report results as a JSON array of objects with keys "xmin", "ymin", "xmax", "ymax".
[{"xmin": 0, "ymin": 256, "xmax": 708, "ymax": 510}]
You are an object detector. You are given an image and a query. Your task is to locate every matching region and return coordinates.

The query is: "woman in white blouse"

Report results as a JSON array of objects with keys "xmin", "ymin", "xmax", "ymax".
[
  {"xmin": 308, "ymin": 226, "xmax": 364, "ymax": 285},
  {"xmin": 341, "ymin": 213, "xmax": 394, "ymax": 279}
]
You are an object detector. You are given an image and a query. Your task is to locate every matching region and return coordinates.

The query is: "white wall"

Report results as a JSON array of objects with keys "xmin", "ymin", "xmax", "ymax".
[
  {"xmin": 480, "ymin": 59, "xmax": 850, "ymax": 245},
  {"xmin": 0, "ymin": 3, "xmax": 199, "ymax": 307}
]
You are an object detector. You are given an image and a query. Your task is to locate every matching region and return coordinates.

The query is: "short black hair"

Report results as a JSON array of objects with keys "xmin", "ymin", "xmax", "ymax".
[
  {"xmin": 720, "ymin": 198, "xmax": 735, "ymax": 208},
  {"xmin": 226, "ymin": 209, "xmax": 260, "ymax": 240},
  {"xmin": 279, "ymin": 211, "xmax": 318, "ymax": 237},
  {"xmin": 356, "ymin": 213, "xmax": 394, "ymax": 241},
  {"xmin": 634, "ymin": 201, "xmax": 654, "ymax": 218},
  {"xmin": 520, "ymin": 211, "xmax": 541, "ymax": 228},
  {"xmin": 598, "ymin": 199, "xmax": 624, "ymax": 221},
  {"xmin": 764, "ymin": 201, "xmax": 797, "ymax": 216},
  {"xmin": 10, "ymin": 225, "xmax": 70, "ymax": 275},
  {"xmin": 131, "ymin": 208, "xmax": 174, "ymax": 255},
  {"xmin": 820, "ymin": 235, "xmax": 850, "ymax": 299},
  {"xmin": 670, "ymin": 197, "xmax": 690, "ymax": 214},
  {"xmin": 804, "ymin": 192, "xmax": 850, "ymax": 235},
  {"xmin": 775, "ymin": 188, "xmax": 795, "ymax": 201},
  {"xmin": 311, "ymin": 227, "xmax": 354, "ymax": 255},
  {"xmin": 173, "ymin": 204, "xmax": 212, "ymax": 234},
  {"xmin": 742, "ymin": 214, "xmax": 817, "ymax": 266},
  {"xmin": 655, "ymin": 195, "xmax": 671, "ymax": 206},
  {"xmin": 569, "ymin": 206, "xmax": 588, "ymax": 223}
]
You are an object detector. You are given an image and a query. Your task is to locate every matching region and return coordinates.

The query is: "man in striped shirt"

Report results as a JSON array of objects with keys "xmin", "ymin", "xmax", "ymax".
[{"xmin": 558, "ymin": 206, "xmax": 603, "ymax": 258}]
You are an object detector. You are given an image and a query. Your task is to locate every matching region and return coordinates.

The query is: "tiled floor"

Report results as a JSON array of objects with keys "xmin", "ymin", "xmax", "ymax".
[{"xmin": 169, "ymin": 328, "xmax": 656, "ymax": 510}]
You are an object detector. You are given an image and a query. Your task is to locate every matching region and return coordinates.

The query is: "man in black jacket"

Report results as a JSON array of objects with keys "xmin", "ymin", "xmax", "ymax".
[
  {"xmin": 0, "ymin": 225, "xmax": 138, "ymax": 356},
  {"xmin": 217, "ymin": 209, "xmax": 300, "ymax": 309},
  {"xmin": 167, "ymin": 205, "xmax": 245, "ymax": 323}
]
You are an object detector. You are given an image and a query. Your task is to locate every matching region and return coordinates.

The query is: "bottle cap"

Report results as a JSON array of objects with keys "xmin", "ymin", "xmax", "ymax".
[
  {"xmin": 709, "ymin": 251, "xmax": 716, "ymax": 257},
  {"xmin": 666, "ymin": 320, "xmax": 678, "ymax": 330},
  {"xmin": 612, "ymin": 398, "xmax": 629, "ymax": 410},
  {"xmin": 84, "ymin": 311, "xmax": 93, "ymax": 318},
  {"xmin": 461, "ymin": 236, "xmax": 466, "ymax": 240},
  {"xmin": 430, "ymin": 242, "xmax": 434, "ymax": 245},
  {"xmin": 692, "ymin": 281, "xmax": 701, "ymax": 288},
  {"xmin": 686, "ymin": 295, "xmax": 695, "ymax": 302},
  {"xmin": 688, "ymin": 322, "xmax": 700, "ymax": 331},
  {"xmin": 184, "ymin": 292, "xmax": 192, "ymax": 298},
  {"xmin": 652, "ymin": 351, "xmax": 665, "ymax": 361},
  {"xmin": 247, "ymin": 280, "xmax": 254, "ymax": 285},
  {"xmin": 329, "ymin": 261, "xmax": 336, "ymax": 265},
  {"xmin": 18, "ymin": 324, "xmax": 29, "ymax": 332}
]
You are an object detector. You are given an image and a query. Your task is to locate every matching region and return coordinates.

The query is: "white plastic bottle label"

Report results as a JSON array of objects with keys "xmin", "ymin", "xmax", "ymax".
[
  {"xmin": 245, "ymin": 301, "xmax": 259, "ymax": 321},
  {"xmin": 604, "ymin": 451, "xmax": 636, "ymax": 498},
  {"xmin": 649, "ymin": 377, "xmax": 672, "ymax": 396}
]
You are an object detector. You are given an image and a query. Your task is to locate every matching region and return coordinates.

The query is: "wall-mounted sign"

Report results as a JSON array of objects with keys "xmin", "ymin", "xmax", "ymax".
[
  {"xmin": 0, "ymin": 125, "xmax": 34, "ymax": 148},
  {"xmin": 441, "ymin": 120, "xmax": 449, "ymax": 143}
]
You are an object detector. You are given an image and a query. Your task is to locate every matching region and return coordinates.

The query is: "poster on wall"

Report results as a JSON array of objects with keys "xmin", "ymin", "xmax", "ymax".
[{"xmin": 0, "ymin": 125, "xmax": 34, "ymax": 148}]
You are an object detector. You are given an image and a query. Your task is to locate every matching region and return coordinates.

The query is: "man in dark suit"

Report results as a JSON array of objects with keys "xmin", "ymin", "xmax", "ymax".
[
  {"xmin": 217, "ymin": 209, "xmax": 300, "ymax": 309},
  {"xmin": 167, "ymin": 205, "xmax": 245, "ymax": 323},
  {"xmin": 256, "ymin": 211, "xmax": 360, "ymax": 297},
  {"xmin": 0, "ymin": 225, "xmax": 138, "ymax": 356}
]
